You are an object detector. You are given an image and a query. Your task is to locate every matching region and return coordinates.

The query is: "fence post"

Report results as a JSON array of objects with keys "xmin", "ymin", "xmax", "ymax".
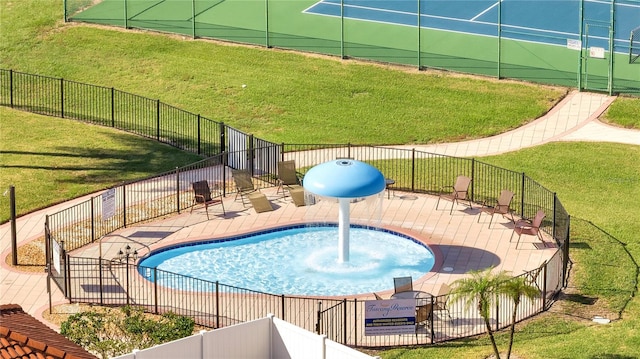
[
  {"xmin": 197, "ymin": 114, "xmax": 202, "ymax": 155},
  {"xmin": 411, "ymin": 149, "xmax": 416, "ymax": 192},
  {"xmin": 265, "ymin": 0, "xmax": 270, "ymax": 47},
  {"xmin": 63, "ymin": 247, "xmax": 70, "ymax": 298},
  {"xmin": 191, "ymin": 0, "xmax": 196, "ymax": 39},
  {"xmin": 9, "ymin": 69, "xmax": 13, "ymax": 108},
  {"xmin": 122, "ymin": 184, "xmax": 127, "ymax": 228},
  {"xmin": 60, "ymin": 77, "xmax": 64, "ymax": 118},
  {"xmin": 215, "ymin": 281, "xmax": 220, "ymax": 329},
  {"xmin": 99, "ymin": 258, "xmax": 104, "ymax": 305},
  {"xmin": 353, "ymin": 298, "xmax": 357, "ymax": 347},
  {"xmin": 281, "ymin": 294, "xmax": 285, "ymax": 321},
  {"xmin": 44, "ymin": 215, "xmax": 50, "ymax": 273},
  {"xmin": 219, "ymin": 122, "xmax": 225, "ymax": 154},
  {"xmin": 90, "ymin": 196, "xmax": 95, "ymax": 243},
  {"xmin": 430, "ymin": 296, "xmax": 435, "ymax": 343},
  {"xmin": 471, "ymin": 158, "xmax": 476, "ymax": 202},
  {"xmin": 156, "ymin": 99, "xmax": 160, "ymax": 141},
  {"xmin": 110, "ymin": 87, "xmax": 115, "ymax": 127},
  {"xmin": 494, "ymin": 297, "xmax": 500, "ymax": 332},
  {"xmin": 153, "ymin": 268, "xmax": 159, "ymax": 314},
  {"xmin": 417, "ymin": 0, "xmax": 421, "ymax": 69},
  {"xmin": 126, "ymin": 262, "xmax": 130, "ymax": 305},
  {"xmin": 9, "ymin": 185, "xmax": 17, "ymax": 266},
  {"xmin": 563, "ymin": 216, "xmax": 571, "ymax": 288},
  {"xmin": 542, "ymin": 263, "xmax": 548, "ymax": 309},
  {"xmin": 343, "ymin": 298, "xmax": 347, "ymax": 344},
  {"xmin": 347, "ymin": 142, "xmax": 351, "ymax": 159},
  {"xmin": 552, "ymin": 193, "xmax": 558, "ymax": 239},
  {"xmin": 176, "ymin": 167, "xmax": 181, "ymax": 214},
  {"xmin": 248, "ymin": 135, "xmax": 255, "ymax": 175},
  {"xmin": 316, "ymin": 301, "xmax": 322, "ymax": 334},
  {"xmin": 520, "ymin": 172, "xmax": 526, "ymax": 217}
]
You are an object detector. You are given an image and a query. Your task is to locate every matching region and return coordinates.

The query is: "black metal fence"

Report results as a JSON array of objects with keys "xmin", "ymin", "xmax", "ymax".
[
  {"xmin": 49, "ymin": 249, "xmax": 563, "ymax": 347},
  {"xmin": 43, "ymin": 145, "xmax": 570, "ymax": 347},
  {"xmin": 1, "ymin": 68, "xmax": 570, "ymax": 347},
  {"xmin": 0, "ymin": 69, "xmax": 228, "ymax": 157}
]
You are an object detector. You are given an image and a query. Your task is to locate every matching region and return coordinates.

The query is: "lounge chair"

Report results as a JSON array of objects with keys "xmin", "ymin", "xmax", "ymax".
[
  {"xmin": 247, "ymin": 192, "xmax": 274, "ymax": 213},
  {"xmin": 511, "ymin": 210, "xmax": 546, "ymax": 249},
  {"xmin": 393, "ymin": 276, "xmax": 413, "ymax": 294},
  {"xmin": 525, "ymin": 261, "xmax": 546, "ymax": 292},
  {"xmin": 415, "ymin": 303, "xmax": 433, "ymax": 331},
  {"xmin": 190, "ymin": 180, "xmax": 225, "ymax": 219},
  {"xmin": 433, "ymin": 283, "xmax": 453, "ymax": 321},
  {"xmin": 231, "ymin": 169, "xmax": 258, "ymax": 206},
  {"xmin": 373, "ymin": 292, "xmax": 383, "ymax": 300},
  {"xmin": 477, "ymin": 189, "xmax": 515, "ymax": 228},
  {"xmin": 436, "ymin": 175, "xmax": 473, "ymax": 214},
  {"xmin": 277, "ymin": 160, "xmax": 302, "ymax": 197},
  {"xmin": 289, "ymin": 186, "xmax": 307, "ymax": 207}
]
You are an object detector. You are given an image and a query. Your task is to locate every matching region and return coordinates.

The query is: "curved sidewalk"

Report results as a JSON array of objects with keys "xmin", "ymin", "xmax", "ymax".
[
  {"xmin": 1, "ymin": 90, "xmax": 638, "ymax": 328},
  {"xmin": 390, "ymin": 90, "xmax": 638, "ymax": 156}
]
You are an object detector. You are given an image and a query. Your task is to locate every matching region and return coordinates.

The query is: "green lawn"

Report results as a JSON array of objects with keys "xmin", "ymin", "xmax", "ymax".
[
  {"xmin": 0, "ymin": 107, "xmax": 203, "ymax": 222},
  {"xmin": 1, "ymin": 0, "xmax": 639, "ymax": 358}
]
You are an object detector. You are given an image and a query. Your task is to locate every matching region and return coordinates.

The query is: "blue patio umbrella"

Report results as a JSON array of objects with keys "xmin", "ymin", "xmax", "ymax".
[{"xmin": 303, "ymin": 159, "xmax": 386, "ymax": 262}]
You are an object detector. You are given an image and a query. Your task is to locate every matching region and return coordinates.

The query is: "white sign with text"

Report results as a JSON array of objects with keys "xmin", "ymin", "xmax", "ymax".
[
  {"xmin": 102, "ymin": 188, "xmax": 116, "ymax": 220},
  {"xmin": 364, "ymin": 299, "xmax": 416, "ymax": 336}
]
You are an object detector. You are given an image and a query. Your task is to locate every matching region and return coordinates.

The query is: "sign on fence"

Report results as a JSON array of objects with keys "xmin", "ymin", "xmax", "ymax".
[
  {"xmin": 102, "ymin": 188, "xmax": 116, "ymax": 220},
  {"xmin": 364, "ymin": 299, "xmax": 416, "ymax": 336}
]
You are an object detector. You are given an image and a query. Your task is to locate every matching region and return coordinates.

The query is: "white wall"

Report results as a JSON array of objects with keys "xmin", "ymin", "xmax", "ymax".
[{"xmin": 111, "ymin": 314, "xmax": 376, "ymax": 359}]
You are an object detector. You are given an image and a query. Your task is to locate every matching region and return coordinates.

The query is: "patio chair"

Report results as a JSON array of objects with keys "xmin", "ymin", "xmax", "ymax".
[
  {"xmin": 277, "ymin": 160, "xmax": 302, "ymax": 197},
  {"xmin": 231, "ymin": 169, "xmax": 258, "ymax": 206},
  {"xmin": 525, "ymin": 261, "xmax": 546, "ymax": 292},
  {"xmin": 247, "ymin": 192, "xmax": 274, "ymax": 213},
  {"xmin": 477, "ymin": 189, "xmax": 515, "ymax": 228},
  {"xmin": 289, "ymin": 187, "xmax": 307, "ymax": 207},
  {"xmin": 415, "ymin": 303, "xmax": 433, "ymax": 331},
  {"xmin": 393, "ymin": 276, "xmax": 413, "ymax": 294},
  {"xmin": 433, "ymin": 283, "xmax": 453, "ymax": 321},
  {"xmin": 436, "ymin": 175, "xmax": 473, "ymax": 214},
  {"xmin": 511, "ymin": 210, "xmax": 546, "ymax": 249},
  {"xmin": 190, "ymin": 180, "xmax": 225, "ymax": 219}
]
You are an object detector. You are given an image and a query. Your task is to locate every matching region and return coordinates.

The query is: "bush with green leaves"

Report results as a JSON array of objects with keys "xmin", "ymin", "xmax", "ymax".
[{"xmin": 60, "ymin": 306, "xmax": 195, "ymax": 359}]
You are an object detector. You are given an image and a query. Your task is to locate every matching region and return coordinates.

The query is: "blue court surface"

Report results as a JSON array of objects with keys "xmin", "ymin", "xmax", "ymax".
[{"xmin": 305, "ymin": 0, "xmax": 640, "ymax": 53}]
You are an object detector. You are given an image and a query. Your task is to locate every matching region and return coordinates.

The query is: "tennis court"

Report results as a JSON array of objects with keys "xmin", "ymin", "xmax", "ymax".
[
  {"xmin": 305, "ymin": 0, "xmax": 637, "ymax": 51},
  {"xmin": 65, "ymin": 0, "xmax": 639, "ymax": 94}
]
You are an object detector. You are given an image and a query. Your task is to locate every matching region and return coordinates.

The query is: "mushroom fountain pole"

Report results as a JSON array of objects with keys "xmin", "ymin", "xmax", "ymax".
[
  {"xmin": 303, "ymin": 159, "xmax": 386, "ymax": 263},
  {"xmin": 338, "ymin": 197, "xmax": 350, "ymax": 262}
]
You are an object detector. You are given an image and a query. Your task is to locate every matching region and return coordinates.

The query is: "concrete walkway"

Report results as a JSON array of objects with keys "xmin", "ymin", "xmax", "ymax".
[{"xmin": 1, "ymin": 90, "xmax": 638, "ymax": 329}]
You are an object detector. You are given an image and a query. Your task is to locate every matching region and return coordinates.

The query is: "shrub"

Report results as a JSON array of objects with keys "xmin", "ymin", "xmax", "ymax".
[{"xmin": 60, "ymin": 306, "xmax": 195, "ymax": 359}]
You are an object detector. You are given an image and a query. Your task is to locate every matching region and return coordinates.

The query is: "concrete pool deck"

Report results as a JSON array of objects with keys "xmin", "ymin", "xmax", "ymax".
[
  {"xmin": 1, "ymin": 90, "xmax": 639, "ymax": 330},
  {"xmin": 69, "ymin": 186, "xmax": 558, "ymax": 299}
]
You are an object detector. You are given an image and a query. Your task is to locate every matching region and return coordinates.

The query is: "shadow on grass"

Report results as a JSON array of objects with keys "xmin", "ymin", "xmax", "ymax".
[{"xmin": 568, "ymin": 218, "xmax": 639, "ymax": 319}]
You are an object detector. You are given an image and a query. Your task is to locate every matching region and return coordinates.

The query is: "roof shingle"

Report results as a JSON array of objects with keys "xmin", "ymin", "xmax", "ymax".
[{"xmin": 0, "ymin": 304, "xmax": 97, "ymax": 359}]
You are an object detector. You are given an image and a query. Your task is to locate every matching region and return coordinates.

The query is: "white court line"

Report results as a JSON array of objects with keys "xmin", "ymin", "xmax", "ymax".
[
  {"xmin": 303, "ymin": 0, "xmax": 632, "ymax": 48},
  {"xmin": 471, "ymin": 0, "xmax": 501, "ymax": 22}
]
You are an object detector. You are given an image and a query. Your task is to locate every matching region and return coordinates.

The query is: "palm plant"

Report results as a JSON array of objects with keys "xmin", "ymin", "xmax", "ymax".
[
  {"xmin": 449, "ymin": 267, "xmax": 512, "ymax": 359},
  {"xmin": 502, "ymin": 276, "xmax": 540, "ymax": 359}
]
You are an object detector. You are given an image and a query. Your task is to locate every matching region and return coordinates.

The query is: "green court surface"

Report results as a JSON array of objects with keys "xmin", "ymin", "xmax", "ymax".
[{"xmin": 66, "ymin": 0, "xmax": 639, "ymax": 94}]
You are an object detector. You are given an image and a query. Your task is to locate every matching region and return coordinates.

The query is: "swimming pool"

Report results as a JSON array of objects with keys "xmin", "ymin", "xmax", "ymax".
[{"xmin": 138, "ymin": 223, "xmax": 435, "ymax": 296}]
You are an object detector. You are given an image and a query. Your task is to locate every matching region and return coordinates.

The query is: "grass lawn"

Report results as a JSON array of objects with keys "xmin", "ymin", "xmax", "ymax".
[
  {"xmin": 0, "ymin": 107, "xmax": 203, "ymax": 222},
  {"xmin": 1, "ymin": 0, "xmax": 639, "ymax": 358}
]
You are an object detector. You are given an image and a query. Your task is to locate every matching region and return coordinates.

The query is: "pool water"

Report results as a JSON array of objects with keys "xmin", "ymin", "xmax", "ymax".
[{"xmin": 138, "ymin": 225, "xmax": 435, "ymax": 296}]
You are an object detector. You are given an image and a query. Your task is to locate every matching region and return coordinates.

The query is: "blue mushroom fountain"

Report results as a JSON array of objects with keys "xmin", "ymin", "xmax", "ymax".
[{"xmin": 303, "ymin": 159, "xmax": 386, "ymax": 262}]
